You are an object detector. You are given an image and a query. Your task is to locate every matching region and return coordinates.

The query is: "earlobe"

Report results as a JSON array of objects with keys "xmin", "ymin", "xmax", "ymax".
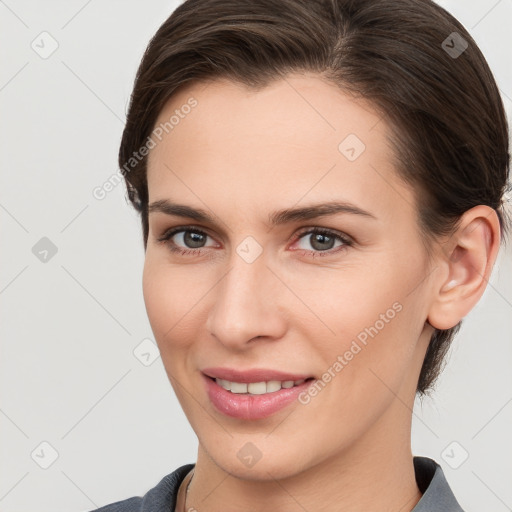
[{"xmin": 426, "ymin": 205, "xmax": 501, "ymax": 330}]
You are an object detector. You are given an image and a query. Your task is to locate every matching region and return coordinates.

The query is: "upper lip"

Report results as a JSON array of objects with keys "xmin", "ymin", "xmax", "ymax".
[{"xmin": 202, "ymin": 367, "xmax": 313, "ymax": 383}]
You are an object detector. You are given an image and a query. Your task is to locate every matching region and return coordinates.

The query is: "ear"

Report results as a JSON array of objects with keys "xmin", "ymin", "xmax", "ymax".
[{"xmin": 427, "ymin": 205, "xmax": 501, "ymax": 330}]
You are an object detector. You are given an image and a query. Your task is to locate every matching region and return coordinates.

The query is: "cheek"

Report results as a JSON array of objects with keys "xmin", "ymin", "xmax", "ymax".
[
  {"xmin": 353, "ymin": 300, "xmax": 426, "ymax": 407},
  {"xmin": 142, "ymin": 258, "xmax": 166, "ymax": 336},
  {"xmin": 292, "ymin": 257, "xmax": 406, "ymax": 341},
  {"xmin": 142, "ymin": 256, "xmax": 191, "ymax": 351},
  {"xmin": 308, "ymin": 251, "xmax": 427, "ymax": 382}
]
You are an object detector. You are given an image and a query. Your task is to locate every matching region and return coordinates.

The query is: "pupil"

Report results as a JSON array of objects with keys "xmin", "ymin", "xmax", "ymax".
[
  {"xmin": 311, "ymin": 233, "xmax": 333, "ymax": 251},
  {"xmin": 185, "ymin": 231, "xmax": 205, "ymax": 248}
]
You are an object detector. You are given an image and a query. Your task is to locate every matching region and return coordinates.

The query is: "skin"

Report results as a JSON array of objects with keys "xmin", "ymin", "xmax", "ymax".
[{"xmin": 142, "ymin": 74, "xmax": 500, "ymax": 512}]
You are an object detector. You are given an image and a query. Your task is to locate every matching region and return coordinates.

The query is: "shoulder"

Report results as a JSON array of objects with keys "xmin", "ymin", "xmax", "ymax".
[{"xmin": 92, "ymin": 463, "xmax": 195, "ymax": 512}]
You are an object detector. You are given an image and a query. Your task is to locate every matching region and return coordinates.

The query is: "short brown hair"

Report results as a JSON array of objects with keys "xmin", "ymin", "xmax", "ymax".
[{"xmin": 119, "ymin": 0, "xmax": 510, "ymax": 395}]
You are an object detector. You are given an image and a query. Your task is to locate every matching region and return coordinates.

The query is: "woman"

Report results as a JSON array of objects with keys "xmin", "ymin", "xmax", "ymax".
[{"xmin": 95, "ymin": 0, "xmax": 510, "ymax": 510}]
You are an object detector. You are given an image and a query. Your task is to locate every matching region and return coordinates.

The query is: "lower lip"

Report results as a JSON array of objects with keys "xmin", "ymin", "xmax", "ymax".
[{"xmin": 203, "ymin": 374, "xmax": 314, "ymax": 420}]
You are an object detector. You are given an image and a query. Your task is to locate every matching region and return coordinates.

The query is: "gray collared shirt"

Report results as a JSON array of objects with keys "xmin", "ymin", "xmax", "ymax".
[
  {"xmin": 94, "ymin": 456, "xmax": 464, "ymax": 511},
  {"xmin": 412, "ymin": 456, "xmax": 465, "ymax": 511}
]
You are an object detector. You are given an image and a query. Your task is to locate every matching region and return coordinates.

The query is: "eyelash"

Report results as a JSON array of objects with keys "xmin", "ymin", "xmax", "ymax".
[{"xmin": 156, "ymin": 225, "xmax": 354, "ymax": 258}]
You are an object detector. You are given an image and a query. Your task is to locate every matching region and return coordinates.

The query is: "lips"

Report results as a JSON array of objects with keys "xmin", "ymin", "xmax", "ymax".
[
  {"xmin": 202, "ymin": 367, "xmax": 313, "ymax": 383},
  {"xmin": 201, "ymin": 367, "xmax": 316, "ymax": 420}
]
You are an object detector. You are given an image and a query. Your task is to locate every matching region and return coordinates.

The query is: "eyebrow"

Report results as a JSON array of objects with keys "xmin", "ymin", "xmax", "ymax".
[{"xmin": 148, "ymin": 199, "xmax": 376, "ymax": 226}]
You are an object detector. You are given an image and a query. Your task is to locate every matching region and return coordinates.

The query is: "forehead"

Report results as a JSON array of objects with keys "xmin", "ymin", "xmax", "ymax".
[
  {"xmin": 152, "ymin": 74, "xmax": 384, "ymax": 154},
  {"xmin": 146, "ymin": 74, "xmax": 416, "ymax": 225}
]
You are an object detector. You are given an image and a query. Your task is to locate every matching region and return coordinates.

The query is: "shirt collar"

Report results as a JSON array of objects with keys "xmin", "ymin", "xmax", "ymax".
[{"xmin": 411, "ymin": 456, "xmax": 465, "ymax": 511}]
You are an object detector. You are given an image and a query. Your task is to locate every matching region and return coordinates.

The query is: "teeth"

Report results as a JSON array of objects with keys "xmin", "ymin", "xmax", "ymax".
[
  {"xmin": 215, "ymin": 378, "xmax": 308, "ymax": 394},
  {"xmin": 230, "ymin": 382, "xmax": 248, "ymax": 393},
  {"xmin": 218, "ymin": 379, "xmax": 231, "ymax": 390},
  {"xmin": 248, "ymin": 382, "xmax": 267, "ymax": 394},
  {"xmin": 266, "ymin": 380, "xmax": 282, "ymax": 393}
]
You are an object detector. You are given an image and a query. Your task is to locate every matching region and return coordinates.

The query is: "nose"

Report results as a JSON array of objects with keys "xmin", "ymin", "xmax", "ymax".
[{"xmin": 205, "ymin": 248, "xmax": 287, "ymax": 351}]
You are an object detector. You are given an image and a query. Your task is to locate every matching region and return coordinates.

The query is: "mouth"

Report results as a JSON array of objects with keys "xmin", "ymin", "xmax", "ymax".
[
  {"xmin": 202, "ymin": 372, "xmax": 316, "ymax": 420},
  {"xmin": 208, "ymin": 376, "xmax": 315, "ymax": 395}
]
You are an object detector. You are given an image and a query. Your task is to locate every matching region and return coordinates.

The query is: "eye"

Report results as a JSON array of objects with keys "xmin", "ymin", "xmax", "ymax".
[
  {"xmin": 157, "ymin": 226, "xmax": 217, "ymax": 256},
  {"xmin": 291, "ymin": 228, "xmax": 353, "ymax": 257},
  {"xmin": 156, "ymin": 225, "xmax": 353, "ymax": 258}
]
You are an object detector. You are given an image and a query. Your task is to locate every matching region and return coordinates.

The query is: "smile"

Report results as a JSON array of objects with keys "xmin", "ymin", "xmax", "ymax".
[
  {"xmin": 203, "ymin": 373, "xmax": 316, "ymax": 420},
  {"xmin": 214, "ymin": 378, "xmax": 310, "ymax": 395}
]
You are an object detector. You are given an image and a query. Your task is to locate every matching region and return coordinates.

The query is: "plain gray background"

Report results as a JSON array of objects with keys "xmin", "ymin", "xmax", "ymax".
[{"xmin": 1, "ymin": 1, "xmax": 511, "ymax": 511}]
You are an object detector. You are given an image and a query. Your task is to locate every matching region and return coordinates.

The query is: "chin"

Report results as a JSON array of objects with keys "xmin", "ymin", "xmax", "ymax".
[{"xmin": 199, "ymin": 433, "xmax": 320, "ymax": 482}]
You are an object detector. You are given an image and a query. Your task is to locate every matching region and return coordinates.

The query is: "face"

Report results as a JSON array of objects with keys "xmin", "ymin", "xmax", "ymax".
[{"xmin": 143, "ymin": 74, "xmax": 435, "ymax": 480}]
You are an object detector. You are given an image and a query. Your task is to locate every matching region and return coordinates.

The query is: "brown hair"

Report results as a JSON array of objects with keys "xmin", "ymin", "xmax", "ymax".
[{"xmin": 119, "ymin": 0, "xmax": 510, "ymax": 395}]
